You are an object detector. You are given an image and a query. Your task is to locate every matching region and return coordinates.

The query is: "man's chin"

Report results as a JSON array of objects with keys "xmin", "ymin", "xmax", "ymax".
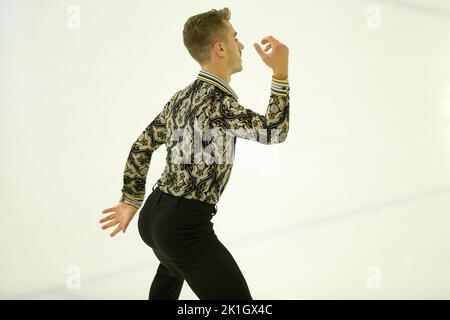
[
  {"xmin": 231, "ymin": 69, "xmax": 240, "ymax": 75},
  {"xmin": 231, "ymin": 63, "xmax": 243, "ymax": 75}
]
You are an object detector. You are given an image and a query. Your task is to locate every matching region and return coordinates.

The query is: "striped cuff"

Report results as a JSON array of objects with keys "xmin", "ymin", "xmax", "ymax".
[
  {"xmin": 120, "ymin": 193, "xmax": 142, "ymax": 209},
  {"xmin": 271, "ymin": 77, "xmax": 290, "ymax": 96}
]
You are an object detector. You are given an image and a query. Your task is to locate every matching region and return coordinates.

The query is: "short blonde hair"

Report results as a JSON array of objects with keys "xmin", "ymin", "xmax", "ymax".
[{"xmin": 183, "ymin": 8, "xmax": 231, "ymax": 65}]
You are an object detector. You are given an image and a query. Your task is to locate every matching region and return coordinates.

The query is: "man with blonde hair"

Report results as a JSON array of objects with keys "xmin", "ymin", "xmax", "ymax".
[{"xmin": 100, "ymin": 7, "xmax": 290, "ymax": 300}]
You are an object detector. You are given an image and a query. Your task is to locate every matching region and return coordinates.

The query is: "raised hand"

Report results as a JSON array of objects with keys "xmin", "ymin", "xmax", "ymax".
[{"xmin": 253, "ymin": 35, "xmax": 289, "ymax": 80}]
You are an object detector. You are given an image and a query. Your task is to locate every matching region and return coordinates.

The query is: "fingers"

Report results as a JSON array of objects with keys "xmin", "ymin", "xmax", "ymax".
[
  {"xmin": 253, "ymin": 43, "xmax": 265, "ymax": 58},
  {"xmin": 261, "ymin": 35, "xmax": 281, "ymax": 46},
  {"xmin": 101, "ymin": 219, "xmax": 119, "ymax": 230},
  {"xmin": 100, "ymin": 203, "xmax": 134, "ymax": 237},
  {"xmin": 110, "ymin": 224, "xmax": 122, "ymax": 237},
  {"xmin": 99, "ymin": 213, "xmax": 115, "ymax": 223},
  {"xmin": 102, "ymin": 206, "xmax": 116, "ymax": 213},
  {"xmin": 254, "ymin": 35, "xmax": 282, "ymax": 58}
]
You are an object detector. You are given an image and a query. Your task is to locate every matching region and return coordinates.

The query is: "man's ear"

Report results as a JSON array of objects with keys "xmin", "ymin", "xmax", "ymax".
[
  {"xmin": 210, "ymin": 41, "xmax": 226, "ymax": 60},
  {"xmin": 216, "ymin": 42, "xmax": 226, "ymax": 57}
]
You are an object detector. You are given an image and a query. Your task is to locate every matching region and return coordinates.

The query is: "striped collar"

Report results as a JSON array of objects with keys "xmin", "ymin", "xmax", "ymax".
[{"xmin": 197, "ymin": 70, "xmax": 239, "ymax": 100}]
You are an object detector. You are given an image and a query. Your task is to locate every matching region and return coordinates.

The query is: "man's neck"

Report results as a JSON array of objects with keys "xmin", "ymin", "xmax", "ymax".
[{"xmin": 200, "ymin": 66, "xmax": 231, "ymax": 84}]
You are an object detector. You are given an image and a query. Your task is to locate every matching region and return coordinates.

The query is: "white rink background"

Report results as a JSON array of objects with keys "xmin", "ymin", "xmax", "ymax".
[{"xmin": 1, "ymin": 0, "xmax": 450, "ymax": 299}]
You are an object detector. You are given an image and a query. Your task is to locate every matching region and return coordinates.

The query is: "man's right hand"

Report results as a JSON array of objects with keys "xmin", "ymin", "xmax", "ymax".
[{"xmin": 253, "ymin": 35, "xmax": 289, "ymax": 80}]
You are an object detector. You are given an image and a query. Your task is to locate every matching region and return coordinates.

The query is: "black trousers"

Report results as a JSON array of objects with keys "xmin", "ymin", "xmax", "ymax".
[{"xmin": 137, "ymin": 184, "xmax": 253, "ymax": 300}]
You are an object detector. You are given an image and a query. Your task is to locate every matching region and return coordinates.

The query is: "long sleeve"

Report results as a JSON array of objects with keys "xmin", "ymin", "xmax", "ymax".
[
  {"xmin": 214, "ymin": 76, "xmax": 290, "ymax": 144},
  {"xmin": 119, "ymin": 100, "xmax": 171, "ymax": 209}
]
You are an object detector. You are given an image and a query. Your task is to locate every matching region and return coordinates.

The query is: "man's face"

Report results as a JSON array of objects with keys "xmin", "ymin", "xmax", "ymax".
[{"xmin": 223, "ymin": 21, "xmax": 244, "ymax": 73}]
